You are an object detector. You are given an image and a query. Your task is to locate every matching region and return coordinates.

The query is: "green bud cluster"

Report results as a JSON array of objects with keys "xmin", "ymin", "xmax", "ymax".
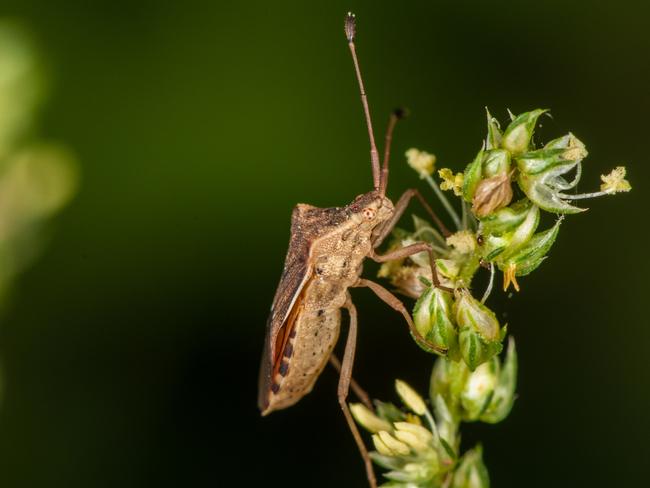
[
  {"xmin": 350, "ymin": 341, "xmax": 516, "ymax": 487},
  {"xmin": 413, "ymin": 285, "xmax": 505, "ymax": 371},
  {"xmin": 431, "ymin": 338, "xmax": 517, "ymax": 424},
  {"xmin": 360, "ymin": 107, "xmax": 631, "ymax": 487}
]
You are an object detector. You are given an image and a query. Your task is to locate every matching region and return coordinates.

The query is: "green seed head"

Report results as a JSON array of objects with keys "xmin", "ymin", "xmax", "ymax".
[{"xmin": 501, "ymin": 109, "xmax": 547, "ymax": 155}]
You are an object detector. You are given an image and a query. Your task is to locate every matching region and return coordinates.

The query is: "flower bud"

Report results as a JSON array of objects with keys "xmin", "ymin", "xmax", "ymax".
[
  {"xmin": 432, "ymin": 394, "xmax": 458, "ymax": 451},
  {"xmin": 479, "ymin": 198, "xmax": 533, "ymax": 236},
  {"xmin": 462, "ymin": 147, "xmax": 484, "ymax": 202},
  {"xmin": 372, "ymin": 433, "xmax": 399, "ymax": 456},
  {"xmin": 482, "ymin": 149, "xmax": 510, "ymax": 178},
  {"xmin": 377, "ymin": 430, "xmax": 411, "ymax": 456},
  {"xmin": 439, "ymin": 168, "xmax": 464, "ymax": 196},
  {"xmin": 454, "ymin": 290, "xmax": 503, "ymax": 371},
  {"xmin": 480, "ymin": 337, "xmax": 517, "ymax": 424},
  {"xmin": 350, "ymin": 403, "xmax": 392, "ymax": 433},
  {"xmin": 478, "ymin": 200, "xmax": 539, "ymax": 264},
  {"xmin": 391, "ymin": 461, "xmax": 439, "ymax": 484},
  {"xmin": 601, "ymin": 166, "xmax": 631, "ymax": 194},
  {"xmin": 395, "ymin": 379, "xmax": 427, "ymax": 416},
  {"xmin": 485, "ymin": 108, "xmax": 502, "ymax": 150},
  {"xmin": 516, "ymin": 133, "xmax": 588, "ymax": 214},
  {"xmin": 516, "ymin": 134, "xmax": 586, "ymax": 176},
  {"xmin": 454, "ymin": 289, "xmax": 499, "ymax": 342},
  {"xmin": 413, "ymin": 287, "xmax": 459, "ymax": 359},
  {"xmin": 390, "ymin": 264, "xmax": 431, "ymax": 299},
  {"xmin": 459, "ymin": 326, "xmax": 504, "ymax": 373},
  {"xmin": 498, "ymin": 203, "xmax": 539, "ymax": 259},
  {"xmin": 498, "ymin": 217, "xmax": 562, "ymax": 291},
  {"xmin": 459, "ymin": 358, "xmax": 498, "ymax": 421},
  {"xmin": 451, "ymin": 445, "xmax": 490, "ymax": 488},
  {"xmin": 430, "ymin": 356, "xmax": 468, "ymax": 418},
  {"xmin": 471, "ymin": 173, "xmax": 513, "ymax": 217},
  {"xmin": 393, "ymin": 422, "xmax": 434, "ymax": 452},
  {"xmin": 501, "ymin": 109, "xmax": 546, "ymax": 155}
]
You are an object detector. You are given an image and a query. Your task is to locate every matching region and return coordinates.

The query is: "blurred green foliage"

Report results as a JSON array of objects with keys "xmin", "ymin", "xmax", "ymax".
[{"xmin": 0, "ymin": 21, "xmax": 77, "ymax": 305}]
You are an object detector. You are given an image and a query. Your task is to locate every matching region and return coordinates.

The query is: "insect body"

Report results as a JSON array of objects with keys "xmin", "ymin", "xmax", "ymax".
[
  {"xmin": 259, "ymin": 192, "xmax": 393, "ymax": 414},
  {"xmin": 258, "ymin": 13, "xmax": 447, "ymax": 488}
]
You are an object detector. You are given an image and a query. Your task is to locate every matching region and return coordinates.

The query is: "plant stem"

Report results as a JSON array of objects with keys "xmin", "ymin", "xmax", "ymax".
[
  {"xmin": 559, "ymin": 189, "xmax": 611, "ymax": 200},
  {"xmin": 481, "ymin": 263, "xmax": 495, "ymax": 304},
  {"xmin": 424, "ymin": 174, "xmax": 462, "ymax": 230}
]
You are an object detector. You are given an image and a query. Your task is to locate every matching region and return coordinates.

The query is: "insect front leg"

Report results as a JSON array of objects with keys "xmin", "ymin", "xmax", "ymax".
[
  {"xmin": 370, "ymin": 241, "xmax": 448, "ymax": 289},
  {"xmin": 372, "ymin": 188, "xmax": 450, "ymax": 248},
  {"xmin": 338, "ymin": 295, "xmax": 378, "ymax": 488},
  {"xmin": 354, "ymin": 278, "xmax": 447, "ymax": 354}
]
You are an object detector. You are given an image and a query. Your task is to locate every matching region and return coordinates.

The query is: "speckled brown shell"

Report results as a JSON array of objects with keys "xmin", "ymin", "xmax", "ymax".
[{"xmin": 258, "ymin": 191, "xmax": 393, "ymax": 414}]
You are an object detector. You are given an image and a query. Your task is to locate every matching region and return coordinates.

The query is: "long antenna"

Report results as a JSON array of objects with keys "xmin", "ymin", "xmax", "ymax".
[
  {"xmin": 379, "ymin": 108, "xmax": 408, "ymax": 195},
  {"xmin": 345, "ymin": 12, "xmax": 381, "ymax": 191}
]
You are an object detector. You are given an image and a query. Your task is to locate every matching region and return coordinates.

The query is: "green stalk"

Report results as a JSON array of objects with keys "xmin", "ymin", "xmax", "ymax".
[{"xmin": 424, "ymin": 174, "xmax": 462, "ymax": 230}]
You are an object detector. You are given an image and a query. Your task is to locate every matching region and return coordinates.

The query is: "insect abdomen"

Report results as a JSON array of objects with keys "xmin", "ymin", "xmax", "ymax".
[{"xmin": 262, "ymin": 306, "xmax": 341, "ymax": 414}]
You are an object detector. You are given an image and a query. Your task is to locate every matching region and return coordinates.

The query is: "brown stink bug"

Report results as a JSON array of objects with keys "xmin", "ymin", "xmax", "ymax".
[{"xmin": 258, "ymin": 12, "xmax": 450, "ymax": 488}]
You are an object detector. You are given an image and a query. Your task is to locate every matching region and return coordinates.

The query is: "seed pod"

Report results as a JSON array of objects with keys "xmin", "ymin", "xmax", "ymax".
[
  {"xmin": 480, "ymin": 337, "xmax": 517, "ymax": 424},
  {"xmin": 516, "ymin": 133, "xmax": 588, "ymax": 213},
  {"xmin": 479, "ymin": 200, "xmax": 540, "ymax": 264},
  {"xmin": 479, "ymin": 198, "xmax": 533, "ymax": 236},
  {"xmin": 451, "ymin": 445, "xmax": 490, "ymax": 488},
  {"xmin": 498, "ymin": 218, "xmax": 562, "ymax": 291},
  {"xmin": 485, "ymin": 108, "xmax": 502, "ymax": 150},
  {"xmin": 517, "ymin": 134, "xmax": 586, "ymax": 175},
  {"xmin": 471, "ymin": 173, "xmax": 513, "ymax": 217},
  {"xmin": 413, "ymin": 287, "xmax": 459, "ymax": 359},
  {"xmin": 501, "ymin": 109, "xmax": 547, "ymax": 155},
  {"xmin": 482, "ymin": 149, "xmax": 511, "ymax": 178},
  {"xmin": 459, "ymin": 357, "xmax": 498, "ymax": 421},
  {"xmin": 430, "ymin": 356, "xmax": 469, "ymax": 417},
  {"xmin": 459, "ymin": 327, "xmax": 504, "ymax": 372},
  {"xmin": 462, "ymin": 147, "xmax": 485, "ymax": 202},
  {"xmin": 454, "ymin": 289, "xmax": 503, "ymax": 371}
]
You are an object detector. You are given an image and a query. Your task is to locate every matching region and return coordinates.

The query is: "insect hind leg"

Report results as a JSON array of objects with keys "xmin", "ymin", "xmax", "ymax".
[
  {"xmin": 329, "ymin": 354, "xmax": 373, "ymax": 410},
  {"xmin": 337, "ymin": 294, "xmax": 377, "ymax": 488}
]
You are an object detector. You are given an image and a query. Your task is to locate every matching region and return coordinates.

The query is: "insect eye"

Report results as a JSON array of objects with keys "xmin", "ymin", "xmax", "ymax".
[{"xmin": 362, "ymin": 207, "xmax": 376, "ymax": 220}]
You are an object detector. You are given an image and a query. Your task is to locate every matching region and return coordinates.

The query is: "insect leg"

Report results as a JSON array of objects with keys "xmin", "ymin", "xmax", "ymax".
[
  {"xmin": 370, "ymin": 241, "xmax": 449, "ymax": 290},
  {"xmin": 338, "ymin": 294, "xmax": 378, "ymax": 488},
  {"xmin": 329, "ymin": 354, "xmax": 373, "ymax": 410},
  {"xmin": 372, "ymin": 189, "xmax": 450, "ymax": 249},
  {"xmin": 354, "ymin": 278, "xmax": 447, "ymax": 354}
]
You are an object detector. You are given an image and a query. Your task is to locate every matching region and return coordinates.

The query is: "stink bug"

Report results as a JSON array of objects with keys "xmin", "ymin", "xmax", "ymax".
[{"xmin": 258, "ymin": 13, "xmax": 449, "ymax": 488}]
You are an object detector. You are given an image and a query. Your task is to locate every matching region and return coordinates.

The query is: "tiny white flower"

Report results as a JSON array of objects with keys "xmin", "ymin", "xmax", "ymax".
[
  {"xmin": 600, "ymin": 166, "xmax": 631, "ymax": 194},
  {"xmin": 406, "ymin": 148, "xmax": 436, "ymax": 178}
]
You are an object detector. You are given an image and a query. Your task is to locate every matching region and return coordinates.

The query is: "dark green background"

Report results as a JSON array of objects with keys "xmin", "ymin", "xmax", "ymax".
[{"xmin": 0, "ymin": 0, "xmax": 647, "ymax": 486}]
